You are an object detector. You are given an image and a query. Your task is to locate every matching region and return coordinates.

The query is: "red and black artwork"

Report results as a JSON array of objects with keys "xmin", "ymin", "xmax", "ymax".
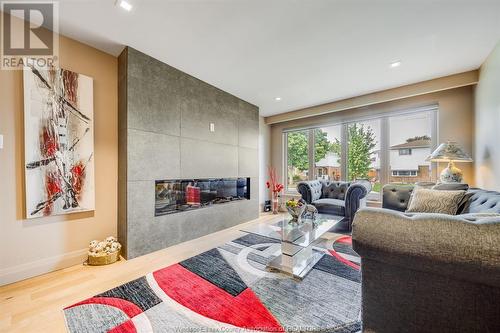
[{"xmin": 24, "ymin": 65, "xmax": 95, "ymax": 219}]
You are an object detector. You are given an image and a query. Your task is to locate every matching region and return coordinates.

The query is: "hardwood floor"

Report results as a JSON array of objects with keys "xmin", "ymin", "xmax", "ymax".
[{"xmin": 0, "ymin": 213, "xmax": 280, "ymax": 333}]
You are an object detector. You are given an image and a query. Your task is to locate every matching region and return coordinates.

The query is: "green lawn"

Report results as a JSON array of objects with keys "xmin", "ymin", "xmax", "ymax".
[{"xmin": 372, "ymin": 182, "xmax": 382, "ymax": 193}]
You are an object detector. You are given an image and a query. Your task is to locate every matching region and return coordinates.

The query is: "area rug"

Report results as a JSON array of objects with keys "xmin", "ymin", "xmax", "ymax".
[{"xmin": 63, "ymin": 233, "xmax": 361, "ymax": 332}]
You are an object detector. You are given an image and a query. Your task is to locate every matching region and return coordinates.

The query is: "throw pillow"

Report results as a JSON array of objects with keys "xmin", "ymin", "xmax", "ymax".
[
  {"xmin": 456, "ymin": 192, "xmax": 474, "ymax": 214},
  {"xmin": 407, "ymin": 182, "xmax": 436, "ymax": 207},
  {"xmin": 406, "ymin": 188, "xmax": 466, "ymax": 215},
  {"xmin": 431, "ymin": 183, "xmax": 471, "ymax": 214}
]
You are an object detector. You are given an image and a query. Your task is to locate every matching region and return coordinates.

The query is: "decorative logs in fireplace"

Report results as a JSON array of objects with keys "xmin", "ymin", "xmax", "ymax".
[{"xmin": 155, "ymin": 178, "xmax": 250, "ymax": 216}]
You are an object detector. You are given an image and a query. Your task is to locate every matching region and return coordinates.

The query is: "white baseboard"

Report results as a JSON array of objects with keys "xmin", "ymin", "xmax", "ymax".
[{"xmin": 0, "ymin": 248, "xmax": 88, "ymax": 286}]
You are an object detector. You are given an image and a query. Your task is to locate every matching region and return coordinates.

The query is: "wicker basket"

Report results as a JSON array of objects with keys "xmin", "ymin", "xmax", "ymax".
[{"xmin": 87, "ymin": 250, "xmax": 120, "ymax": 266}]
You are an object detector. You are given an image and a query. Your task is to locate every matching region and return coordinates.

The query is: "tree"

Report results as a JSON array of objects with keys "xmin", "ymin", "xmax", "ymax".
[
  {"xmin": 314, "ymin": 130, "xmax": 333, "ymax": 163},
  {"xmin": 287, "ymin": 131, "xmax": 309, "ymax": 172},
  {"xmin": 329, "ymin": 124, "xmax": 377, "ymax": 180},
  {"xmin": 287, "ymin": 130, "xmax": 332, "ymax": 183},
  {"xmin": 346, "ymin": 124, "xmax": 377, "ymax": 180}
]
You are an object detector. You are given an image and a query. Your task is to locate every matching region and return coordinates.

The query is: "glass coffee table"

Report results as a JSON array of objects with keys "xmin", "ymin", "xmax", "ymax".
[{"xmin": 241, "ymin": 214, "xmax": 343, "ymax": 279}]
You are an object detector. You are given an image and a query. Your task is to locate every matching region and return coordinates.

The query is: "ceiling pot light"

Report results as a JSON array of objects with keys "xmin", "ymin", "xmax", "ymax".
[
  {"xmin": 117, "ymin": 0, "xmax": 133, "ymax": 11},
  {"xmin": 275, "ymin": 97, "xmax": 282, "ymax": 101},
  {"xmin": 390, "ymin": 60, "xmax": 401, "ymax": 68}
]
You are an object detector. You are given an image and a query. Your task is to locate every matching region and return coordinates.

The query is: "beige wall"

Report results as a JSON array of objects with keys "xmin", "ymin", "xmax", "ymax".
[
  {"xmin": 266, "ymin": 71, "xmax": 478, "ymax": 125},
  {"xmin": 0, "ymin": 24, "xmax": 118, "ymax": 285},
  {"xmin": 259, "ymin": 116, "xmax": 271, "ymax": 208},
  {"xmin": 475, "ymin": 41, "xmax": 500, "ymax": 191},
  {"xmin": 270, "ymin": 86, "xmax": 475, "ymax": 188}
]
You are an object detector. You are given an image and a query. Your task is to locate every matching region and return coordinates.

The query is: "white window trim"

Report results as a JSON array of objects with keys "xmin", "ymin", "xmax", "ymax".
[
  {"xmin": 392, "ymin": 170, "xmax": 418, "ymax": 177},
  {"xmin": 398, "ymin": 148, "xmax": 412, "ymax": 155}
]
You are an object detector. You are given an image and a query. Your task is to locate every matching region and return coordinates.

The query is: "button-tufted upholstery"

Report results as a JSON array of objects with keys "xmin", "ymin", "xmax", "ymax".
[
  {"xmin": 296, "ymin": 180, "xmax": 323, "ymax": 203},
  {"xmin": 297, "ymin": 179, "xmax": 372, "ymax": 231},
  {"xmin": 322, "ymin": 182, "xmax": 350, "ymax": 200},
  {"xmin": 383, "ymin": 184, "xmax": 500, "ymax": 216},
  {"xmin": 382, "ymin": 184, "xmax": 414, "ymax": 212},
  {"xmin": 466, "ymin": 189, "xmax": 500, "ymax": 214}
]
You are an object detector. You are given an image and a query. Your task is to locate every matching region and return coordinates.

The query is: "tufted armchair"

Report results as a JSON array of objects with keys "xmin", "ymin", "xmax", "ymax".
[{"xmin": 297, "ymin": 179, "xmax": 372, "ymax": 231}]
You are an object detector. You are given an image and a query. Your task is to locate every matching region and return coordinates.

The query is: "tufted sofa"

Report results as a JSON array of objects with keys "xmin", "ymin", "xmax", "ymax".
[
  {"xmin": 381, "ymin": 183, "xmax": 500, "ymax": 214},
  {"xmin": 352, "ymin": 184, "xmax": 500, "ymax": 332},
  {"xmin": 297, "ymin": 179, "xmax": 372, "ymax": 231}
]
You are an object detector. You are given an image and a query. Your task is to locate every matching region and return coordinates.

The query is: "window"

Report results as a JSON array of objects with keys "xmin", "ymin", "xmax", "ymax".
[
  {"xmin": 392, "ymin": 170, "xmax": 417, "ymax": 177},
  {"xmin": 284, "ymin": 106, "xmax": 437, "ymax": 201},
  {"xmin": 389, "ymin": 111, "xmax": 435, "ymax": 185},
  {"xmin": 314, "ymin": 126, "xmax": 342, "ymax": 181},
  {"xmin": 347, "ymin": 119, "xmax": 381, "ymax": 200},
  {"xmin": 399, "ymin": 148, "xmax": 412, "ymax": 155},
  {"xmin": 286, "ymin": 130, "xmax": 309, "ymax": 189}
]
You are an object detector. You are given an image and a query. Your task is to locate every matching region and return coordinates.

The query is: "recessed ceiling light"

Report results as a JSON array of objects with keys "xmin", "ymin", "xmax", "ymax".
[
  {"xmin": 117, "ymin": 0, "xmax": 133, "ymax": 11},
  {"xmin": 390, "ymin": 60, "xmax": 401, "ymax": 68},
  {"xmin": 275, "ymin": 97, "xmax": 282, "ymax": 101}
]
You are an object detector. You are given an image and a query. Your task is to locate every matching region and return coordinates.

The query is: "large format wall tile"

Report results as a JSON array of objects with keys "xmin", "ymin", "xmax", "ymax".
[
  {"xmin": 127, "ymin": 216, "xmax": 173, "ymax": 259},
  {"xmin": 128, "ymin": 129, "xmax": 180, "ymax": 181},
  {"xmin": 127, "ymin": 48, "xmax": 182, "ymax": 136},
  {"xmin": 238, "ymin": 100, "xmax": 259, "ymax": 149},
  {"xmin": 238, "ymin": 147, "xmax": 259, "ymax": 177},
  {"xmin": 180, "ymin": 76, "xmax": 238, "ymax": 145},
  {"xmin": 119, "ymin": 47, "xmax": 260, "ymax": 259},
  {"xmin": 127, "ymin": 74, "xmax": 181, "ymax": 136},
  {"xmin": 180, "ymin": 138, "xmax": 238, "ymax": 178},
  {"xmin": 128, "ymin": 199, "xmax": 257, "ymax": 259},
  {"xmin": 127, "ymin": 180, "xmax": 155, "ymax": 221},
  {"xmin": 238, "ymin": 198, "xmax": 260, "ymax": 222},
  {"xmin": 156, "ymin": 201, "xmax": 241, "ymax": 247},
  {"xmin": 127, "ymin": 47, "xmax": 182, "ymax": 86},
  {"xmin": 248, "ymin": 177, "xmax": 260, "ymax": 202}
]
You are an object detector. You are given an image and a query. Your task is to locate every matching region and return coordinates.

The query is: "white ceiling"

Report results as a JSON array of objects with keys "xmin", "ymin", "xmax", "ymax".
[{"xmin": 54, "ymin": 0, "xmax": 500, "ymax": 116}]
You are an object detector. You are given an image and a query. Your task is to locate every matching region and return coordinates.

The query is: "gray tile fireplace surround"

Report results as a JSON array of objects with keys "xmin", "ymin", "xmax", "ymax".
[{"xmin": 118, "ymin": 47, "xmax": 259, "ymax": 259}]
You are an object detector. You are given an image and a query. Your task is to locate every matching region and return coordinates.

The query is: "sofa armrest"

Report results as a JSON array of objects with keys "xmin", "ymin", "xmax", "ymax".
[
  {"xmin": 352, "ymin": 208, "xmax": 500, "ymax": 287},
  {"xmin": 297, "ymin": 180, "xmax": 323, "ymax": 204},
  {"xmin": 344, "ymin": 180, "xmax": 371, "ymax": 221}
]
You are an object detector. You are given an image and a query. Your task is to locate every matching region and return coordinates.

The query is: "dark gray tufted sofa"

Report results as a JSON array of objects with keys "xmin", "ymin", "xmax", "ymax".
[
  {"xmin": 352, "ymin": 184, "xmax": 500, "ymax": 332},
  {"xmin": 296, "ymin": 179, "xmax": 372, "ymax": 231}
]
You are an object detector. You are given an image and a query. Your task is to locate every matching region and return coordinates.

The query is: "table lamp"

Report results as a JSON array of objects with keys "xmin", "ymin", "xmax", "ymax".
[{"xmin": 426, "ymin": 141, "xmax": 473, "ymax": 183}]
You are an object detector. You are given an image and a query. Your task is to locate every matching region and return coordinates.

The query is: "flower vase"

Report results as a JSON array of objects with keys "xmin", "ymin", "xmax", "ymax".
[{"xmin": 272, "ymin": 196, "xmax": 279, "ymax": 214}]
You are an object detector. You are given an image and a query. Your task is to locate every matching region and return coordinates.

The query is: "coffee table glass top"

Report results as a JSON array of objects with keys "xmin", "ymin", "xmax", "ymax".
[{"xmin": 241, "ymin": 213, "xmax": 343, "ymax": 248}]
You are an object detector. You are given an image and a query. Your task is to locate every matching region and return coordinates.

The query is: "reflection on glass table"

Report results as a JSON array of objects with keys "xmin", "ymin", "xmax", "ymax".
[{"xmin": 241, "ymin": 213, "xmax": 343, "ymax": 279}]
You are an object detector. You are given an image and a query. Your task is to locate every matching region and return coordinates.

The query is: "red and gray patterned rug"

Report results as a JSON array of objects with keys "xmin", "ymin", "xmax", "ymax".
[{"xmin": 63, "ymin": 233, "xmax": 361, "ymax": 332}]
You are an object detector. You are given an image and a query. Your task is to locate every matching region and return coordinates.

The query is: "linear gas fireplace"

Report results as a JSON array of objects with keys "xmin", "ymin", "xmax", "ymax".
[{"xmin": 155, "ymin": 177, "xmax": 250, "ymax": 216}]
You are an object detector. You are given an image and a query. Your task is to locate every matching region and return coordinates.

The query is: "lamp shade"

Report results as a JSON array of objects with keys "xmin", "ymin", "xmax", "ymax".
[{"xmin": 426, "ymin": 141, "xmax": 473, "ymax": 162}]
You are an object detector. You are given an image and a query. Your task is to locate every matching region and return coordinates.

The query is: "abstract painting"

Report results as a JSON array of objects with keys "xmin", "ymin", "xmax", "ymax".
[{"xmin": 24, "ymin": 65, "xmax": 94, "ymax": 218}]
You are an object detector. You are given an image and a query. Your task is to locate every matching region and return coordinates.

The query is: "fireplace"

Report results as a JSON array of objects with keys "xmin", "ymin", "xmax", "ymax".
[{"xmin": 155, "ymin": 177, "xmax": 250, "ymax": 216}]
